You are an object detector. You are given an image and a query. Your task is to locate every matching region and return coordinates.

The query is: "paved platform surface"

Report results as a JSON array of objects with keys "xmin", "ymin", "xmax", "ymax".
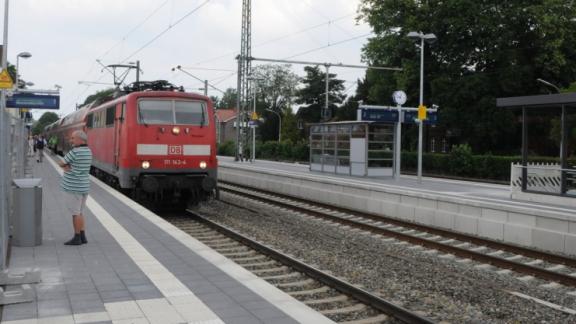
[
  {"xmin": 1, "ymin": 153, "xmax": 332, "ymax": 324},
  {"xmin": 220, "ymin": 156, "xmax": 574, "ymax": 215}
]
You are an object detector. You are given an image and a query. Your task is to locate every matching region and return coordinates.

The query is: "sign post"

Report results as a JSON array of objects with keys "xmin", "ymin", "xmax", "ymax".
[{"xmin": 392, "ymin": 91, "xmax": 407, "ymax": 181}]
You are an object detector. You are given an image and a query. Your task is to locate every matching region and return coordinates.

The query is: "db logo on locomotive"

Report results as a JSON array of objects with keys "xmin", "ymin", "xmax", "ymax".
[{"xmin": 168, "ymin": 145, "xmax": 183, "ymax": 155}]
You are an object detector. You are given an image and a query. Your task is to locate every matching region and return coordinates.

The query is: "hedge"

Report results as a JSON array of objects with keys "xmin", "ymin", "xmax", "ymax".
[
  {"xmin": 401, "ymin": 144, "xmax": 574, "ymax": 182},
  {"xmin": 218, "ymin": 141, "xmax": 573, "ymax": 182}
]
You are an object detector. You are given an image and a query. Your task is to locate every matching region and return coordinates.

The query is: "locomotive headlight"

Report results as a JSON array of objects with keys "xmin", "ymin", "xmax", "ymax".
[
  {"xmin": 199, "ymin": 161, "xmax": 207, "ymax": 169},
  {"xmin": 141, "ymin": 161, "xmax": 150, "ymax": 169},
  {"xmin": 172, "ymin": 126, "xmax": 180, "ymax": 135}
]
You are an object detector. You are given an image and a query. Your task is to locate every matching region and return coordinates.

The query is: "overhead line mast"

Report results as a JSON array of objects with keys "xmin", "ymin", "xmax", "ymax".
[{"xmin": 236, "ymin": 0, "xmax": 252, "ymax": 161}]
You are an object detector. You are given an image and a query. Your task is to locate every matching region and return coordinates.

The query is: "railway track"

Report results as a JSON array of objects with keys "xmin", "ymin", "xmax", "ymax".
[
  {"xmin": 218, "ymin": 182, "xmax": 576, "ymax": 290},
  {"xmin": 168, "ymin": 213, "xmax": 434, "ymax": 324}
]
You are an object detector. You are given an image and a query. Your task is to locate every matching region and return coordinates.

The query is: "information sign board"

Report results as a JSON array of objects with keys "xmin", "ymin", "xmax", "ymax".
[
  {"xmin": 6, "ymin": 93, "xmax": 60, "ymax": 109},
  {"xmin": 404, "ymin": 111, "xmax": 438, "ymax": 125},
  {"xmin": 361, "ymin": 109, "xmax": 399, "ymax": 122},
  {"xmin": 248, "ymin": 120, "xmax": 258, "ymax": 127}
]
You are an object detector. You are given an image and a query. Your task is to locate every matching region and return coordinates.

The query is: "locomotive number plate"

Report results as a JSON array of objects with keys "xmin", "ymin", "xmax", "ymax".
[
  {"xmin": 168, "ymin": 145, "xmax": 183, "ymax": 155},
  {"xmin": 164, "ymin": 159, "xmax": 187, "ymax": 166}
]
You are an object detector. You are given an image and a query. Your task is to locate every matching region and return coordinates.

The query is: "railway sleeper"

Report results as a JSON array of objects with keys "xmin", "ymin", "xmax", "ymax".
[
  {"xmin": 320, "ymin": 303, "xmax": 366, "ymax": 315},
  {"xmin": 251, "ymin": 266, "xmax": 288, "ymax": 275},
  {"xmin": 261, "ymin": 272, "xmax": 302, "ymax": 281},
  {"xmin": 213, "ymin": 246, "xmax": 249, "ymax": 253},
  {"xmin": 196, "ymin": 236, "xmax": 229, "ymax": 242},
  {"xmin": 240, "ymin": 260, "xmax": 278, "ymax": 268},
  {"xmin": 220, "ymin": 251, "xmax": 255, "ymax": 258},
  {"xmin": 194, "ymin": 235, "xmax": 223, "ymax": 241},
  {"xmin": 209, "ymin": 242, "xmax": 240, "ymax": 248},
  {"xmin": 287, "ymin": 286, "xmax": 330, "ymax": 297},
  {"xmin": 274, "ymin": 278, "xmax": 315, "ymax": 289},
  {"xmin": 233, "ymin": 255, "xmax": 268, "ymax": 262},
  {"xmin": 303, "ymin": 295, "xmax": 348, "ymax": 305}
]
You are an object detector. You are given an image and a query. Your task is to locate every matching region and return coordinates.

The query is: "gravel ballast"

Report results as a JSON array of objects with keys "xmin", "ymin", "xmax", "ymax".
[{"xmin": 191, "ymin": 195, "xmax": 576, "ymax": 323}]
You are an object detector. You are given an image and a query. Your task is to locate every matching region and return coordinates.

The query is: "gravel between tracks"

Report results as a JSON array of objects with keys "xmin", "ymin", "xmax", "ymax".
[{"xmin": 192, "ymin": 195, "xmax": 576, "ymax": 323}]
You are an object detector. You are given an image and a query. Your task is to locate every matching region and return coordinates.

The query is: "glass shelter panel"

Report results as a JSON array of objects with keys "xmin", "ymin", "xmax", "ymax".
[{"xmin": 367, "ymin": 124, "xmax": 394, "ymax": 171}]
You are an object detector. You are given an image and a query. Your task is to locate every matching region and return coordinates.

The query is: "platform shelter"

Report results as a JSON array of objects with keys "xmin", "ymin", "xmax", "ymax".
[
  {"xmin": 309, "ymin": 121, "xmax": 395, "ymax": 177},
  {"xmin": 497, "ymin": 93, "xmax": 576, "ymax": 204}
]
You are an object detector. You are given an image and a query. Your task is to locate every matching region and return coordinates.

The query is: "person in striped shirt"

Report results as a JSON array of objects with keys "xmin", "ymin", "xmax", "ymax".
[{"xmin": 58, "ymin": 130, "xmax": 92, "ymax": 246}]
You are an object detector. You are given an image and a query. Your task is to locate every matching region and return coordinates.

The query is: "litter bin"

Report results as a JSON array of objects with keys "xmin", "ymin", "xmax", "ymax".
[{"xmin": 12, "ymin": 178, "xmax": 42, "ymax": 247}]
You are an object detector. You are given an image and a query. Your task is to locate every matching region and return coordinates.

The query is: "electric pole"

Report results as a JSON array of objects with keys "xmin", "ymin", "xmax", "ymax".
[{"xmin": 235, "ymin": 0, "xmax": 252, "ymax": 161}]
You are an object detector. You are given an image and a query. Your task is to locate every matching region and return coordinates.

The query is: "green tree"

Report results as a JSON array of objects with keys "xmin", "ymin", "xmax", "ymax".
[
  {"xmin": 334, "ymin": 96, "xmax": 360, "ymax": 121},
  {"xmin": 251, "ymin": 64, "xmax": 300, "ymax": 142},
  {"xmin": 215, "ymin": 88, "xmax": 237, "ymax": 109},
  {"xmin": 32, "ymin": 112, "xmax": 59, "ymax": 135},
  {"xmin": 358, "ymin": 0, "xmax": 576, "ymax": 154},
  {"xmin": 295, "ymin": 66, "xmax": 345, "ymax": 124},
  {"xmin": 280, "ymin": 109, "xmax": 301, "ymax": 143},
  {"xmin": 82, "ymin": 88, "xmax": 116, "ymax": 106}
]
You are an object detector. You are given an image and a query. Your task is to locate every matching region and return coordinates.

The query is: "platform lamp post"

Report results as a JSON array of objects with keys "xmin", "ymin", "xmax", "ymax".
[
  {"xmin": 15, "ymin": 52, "xmax": 32, "ymax": 90},
  {"xmin": 536, "ymin": 78, "xmax": 566, "ymax": 191},
  {"xmin": 265, "ymin": 108, "xmax": 282, "ymax": 143},
  {"xmin": 407, "ymin": 31, "xmax": 436, "ymax": 184}
]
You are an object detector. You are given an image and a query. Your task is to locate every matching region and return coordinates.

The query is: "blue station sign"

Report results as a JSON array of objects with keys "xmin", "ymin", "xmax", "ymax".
[
  {"xmin": 361, "ymin": 109, "xmax": 399, "ymax": 122},
  {"xmin": 361, "ymin": 108, "xmax": 438, "ymax": 125},
  {"xmin": 404, "ymin": 111, "xmax": 438, "ymax": 125},
  {"xmin": 6, "ymin": 93, "xmax": 60, "ymax": 110}
]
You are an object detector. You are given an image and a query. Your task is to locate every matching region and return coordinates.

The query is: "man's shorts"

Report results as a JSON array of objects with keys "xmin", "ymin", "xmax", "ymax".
[{"xmin": 63, "ymin": 193, "xmax": 88, "ymax": 215}]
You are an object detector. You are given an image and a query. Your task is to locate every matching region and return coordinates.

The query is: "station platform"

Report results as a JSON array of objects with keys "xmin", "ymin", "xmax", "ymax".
[
  {"xmin": 1, "ymin": 153, "xmax": 333, "ymax": 324},
  {"xmin": 218, "ymin": 157, "xmax": 576, "ymax": 256}
]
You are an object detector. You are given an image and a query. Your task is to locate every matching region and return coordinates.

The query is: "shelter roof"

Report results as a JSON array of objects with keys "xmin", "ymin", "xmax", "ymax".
[{"xmin": 497, "ymin": 92, "xmax": 576, "ymax": 108}]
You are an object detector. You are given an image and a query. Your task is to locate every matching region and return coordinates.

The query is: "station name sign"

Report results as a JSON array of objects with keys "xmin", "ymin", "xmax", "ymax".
[
  {"xmin": 361, "ymin": 108, "xmax": 437, "ymax": 125},
  {"xmin": 6, "ymin": 92, "xmax": 60, "ymax": 110}
]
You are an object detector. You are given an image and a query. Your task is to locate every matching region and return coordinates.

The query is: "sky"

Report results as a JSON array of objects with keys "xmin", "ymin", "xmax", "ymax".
[{"xmin": 2, "ymin": 0, "xmax": 373, "ymax": 120}]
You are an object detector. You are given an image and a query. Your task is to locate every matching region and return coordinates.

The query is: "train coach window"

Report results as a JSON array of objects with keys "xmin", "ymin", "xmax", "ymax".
[
  {"xmin": 86, "ymin": 114, "xmax": 93, "ymax": 128},
  {"xmin": 106, "ymin": 107, "xmax": 115, "ymax": 126}
]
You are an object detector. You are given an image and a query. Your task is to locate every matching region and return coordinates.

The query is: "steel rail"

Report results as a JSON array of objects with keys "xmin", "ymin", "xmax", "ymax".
[
  {"xmin": 189, "ymin": 211, "xmax": 434, "ymax": 324},
  {"xmin": 219, "ymin": 183, "xmax": 576, "ymax": 287}
]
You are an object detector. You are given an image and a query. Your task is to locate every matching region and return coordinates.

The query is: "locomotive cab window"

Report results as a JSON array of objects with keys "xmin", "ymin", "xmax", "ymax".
[{"xmin": 138, "ymin": 99, "xmax": 207, "ymax": 125}]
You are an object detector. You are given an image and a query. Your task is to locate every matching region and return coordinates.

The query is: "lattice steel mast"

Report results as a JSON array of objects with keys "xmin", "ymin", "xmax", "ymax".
[{"xmin": 235, "ymin": 0, "xmax": 252, "ymax": 161}]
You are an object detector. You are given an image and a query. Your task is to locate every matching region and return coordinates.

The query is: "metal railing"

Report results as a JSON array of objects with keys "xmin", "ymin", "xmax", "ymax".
[{"xmin": 511, "ymin": 163, "xmax": 576, "ymax": 197}]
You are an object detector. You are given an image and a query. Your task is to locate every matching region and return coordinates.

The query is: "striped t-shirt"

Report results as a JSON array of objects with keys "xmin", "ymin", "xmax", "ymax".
[{"xmin": 61, "ymin": 145, "xmax": 92, "ymax": 194}]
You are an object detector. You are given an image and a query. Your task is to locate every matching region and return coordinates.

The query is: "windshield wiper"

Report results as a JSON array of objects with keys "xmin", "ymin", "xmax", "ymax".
[{"xmin": 200, "ymin": 108, "xmax": 205, "ymax": 128}]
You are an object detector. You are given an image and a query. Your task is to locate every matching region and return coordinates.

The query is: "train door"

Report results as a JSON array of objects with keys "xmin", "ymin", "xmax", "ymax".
[{"xmin": 113, "ymin": 103, "xmax": 125, "ymax": 170}]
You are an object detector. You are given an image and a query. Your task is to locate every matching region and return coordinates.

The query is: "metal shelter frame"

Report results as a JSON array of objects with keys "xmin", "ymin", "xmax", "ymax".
[{"xmin": 497, "ymin": 93, "xmax": 576, "ymax": 197}]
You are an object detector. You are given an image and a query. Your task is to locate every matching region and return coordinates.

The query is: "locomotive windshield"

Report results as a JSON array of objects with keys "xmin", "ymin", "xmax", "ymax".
[{"xmin": 138, "ymin": 99, "xmax": 207, "ymax": 125}]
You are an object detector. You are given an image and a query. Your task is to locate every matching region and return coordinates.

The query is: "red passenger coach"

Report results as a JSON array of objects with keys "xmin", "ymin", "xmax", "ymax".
[{"xmin": 47, "ymin": 81, "xmax": 218, "ymax": 208}]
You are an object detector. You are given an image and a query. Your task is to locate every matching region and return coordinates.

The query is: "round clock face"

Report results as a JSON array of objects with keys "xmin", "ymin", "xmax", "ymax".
[{"xmin": 392, "ymin": 90, "xmax": 407, "ymax": 105}]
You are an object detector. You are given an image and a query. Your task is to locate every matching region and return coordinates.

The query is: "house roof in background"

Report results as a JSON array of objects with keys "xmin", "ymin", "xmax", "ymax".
[{"xmin": 215, "ymin": 109, "xmax": 237, "ymax": 122}]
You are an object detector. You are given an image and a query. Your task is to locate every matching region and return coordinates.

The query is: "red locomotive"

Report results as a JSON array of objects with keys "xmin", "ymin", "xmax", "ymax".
[{"xmin": 45, "ymin": 81, "xmax": 218, "ymax": 208}]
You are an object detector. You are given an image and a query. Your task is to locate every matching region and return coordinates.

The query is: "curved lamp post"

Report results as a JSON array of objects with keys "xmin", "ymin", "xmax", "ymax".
[
  {"xmin": 265, "ymin": 108, "xmax": 282, "ymax": 143},
  {"xmin": 407, "ymin": 31, "xmax": 436, "ymax": 183},
  {"xmin": 536, "ymin": 78, "xmax": 560, "ymax": 94},
  {"xmin": 15, "ymin": 51, "xmax": 32, "ymax": 89}
]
